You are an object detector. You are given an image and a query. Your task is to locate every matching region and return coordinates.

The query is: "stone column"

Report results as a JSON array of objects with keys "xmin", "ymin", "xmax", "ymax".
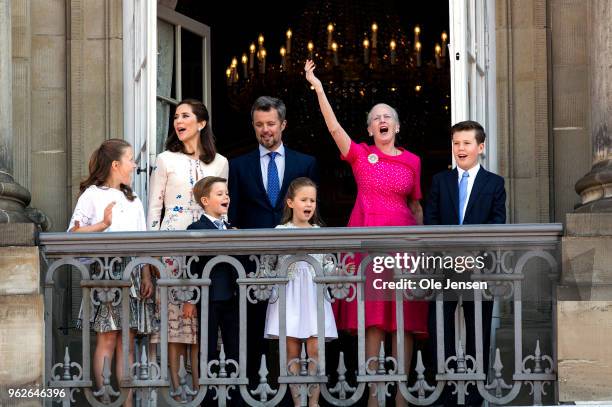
[
  {"xmin": 0, "ymin": 0, "xmax": 31, "ymax": 224},
  {"xmin": 574, "ymin": 0, "xmax": 612, "ymax": 212}
]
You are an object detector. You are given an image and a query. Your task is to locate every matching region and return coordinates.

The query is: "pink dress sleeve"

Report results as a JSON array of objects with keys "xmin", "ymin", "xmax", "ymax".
[
  {"xmin": 410, "ymin": 154, "xmax": 423, "ymax": 201},
  {"xmin": 340, "ymin": 140, "xmax": 367, "ymax": 165}
]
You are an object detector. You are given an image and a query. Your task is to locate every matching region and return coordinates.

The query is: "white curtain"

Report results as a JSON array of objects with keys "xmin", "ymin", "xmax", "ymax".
[{"xmin": 156, "ymin": 19, "xmax": 174, "ymax": 154}]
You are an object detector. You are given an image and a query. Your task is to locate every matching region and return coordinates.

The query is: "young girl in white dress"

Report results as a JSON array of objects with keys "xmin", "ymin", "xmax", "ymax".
[
  {"xmin": 68, "ymin": 139, "xmax": 153, "ymax": 407},
  {"xmin": 264, "ymin": 177, "xmax": 338, "ymax": 407}
]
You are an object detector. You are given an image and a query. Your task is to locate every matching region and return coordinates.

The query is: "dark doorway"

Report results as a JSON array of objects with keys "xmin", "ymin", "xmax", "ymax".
[{"xmin": 175, "ymin": 0, "xmax": 451, "ymax": 226}]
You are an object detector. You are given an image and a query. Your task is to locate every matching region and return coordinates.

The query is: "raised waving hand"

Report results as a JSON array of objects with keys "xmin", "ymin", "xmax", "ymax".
[{"xmin": 304, "ymin": 60, "xmax": 351, "ymax": 156}]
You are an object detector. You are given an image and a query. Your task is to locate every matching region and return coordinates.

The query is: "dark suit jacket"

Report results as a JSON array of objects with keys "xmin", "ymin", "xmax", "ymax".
[
  {"xmin": 187, "ymin": 215, "xmax": 237, "ymax": 301},
  {"xmin": 424, "ymin": 166, "xmax": 506, "ymax": 225},
  {"xmin": 228, "ymin": 146, "xmax": 319, "ymax": 229}
]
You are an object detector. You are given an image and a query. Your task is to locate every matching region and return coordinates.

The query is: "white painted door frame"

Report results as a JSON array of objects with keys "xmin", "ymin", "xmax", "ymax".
[
  {"xmin": 123, "ymin": 0, "xmax": 157, "ymax": 210},
  {"xmin": 449, "ymin": 0, "xmax": 497, "ymax": 172}
]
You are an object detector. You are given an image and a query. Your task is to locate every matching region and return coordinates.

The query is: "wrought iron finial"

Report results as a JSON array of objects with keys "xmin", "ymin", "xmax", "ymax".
[
  {"xmin": 408, "ymin": 351, "xmax": 435, "ymax": 399},
  {"xmin": 328, "ymin": 352, "xmax": 356, "ymax": 400},
  {"xmin": 299, "ymin": 343, "xmax": 309, "ymax": 376},
  {"xmin": 62, "ymin": 347, "xmax": 72, "ymax": 380},
  {"xmin": 93, "ymin": 357, "xmax": 120, "ymax": 404},
  {"xmin": 139, "ymin": 345, "xmax": 149, "ymax": 380},
  {"xmin": 485, "ymin": 348, "xmax": 512, "ymax": 397},
  {"xmin": 250, "ymin": 355, "xmax": 277, "ymax": 401},
  {"xmin": 169, "ymin": 355, "xmax": 197, "ymax": 402}
]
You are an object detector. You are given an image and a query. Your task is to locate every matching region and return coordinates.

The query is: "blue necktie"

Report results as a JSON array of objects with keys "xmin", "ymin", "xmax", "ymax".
[
  {"xmin": 458, "ymin": 171, "xmax": 469, "ymax": 224},
  {"xmin": 267, "ymin": 152, "xmax": 280, "ymax": 206},
  {"xmin": 213, "ymin": 219, "xmax": 224, "ymax": 230}
]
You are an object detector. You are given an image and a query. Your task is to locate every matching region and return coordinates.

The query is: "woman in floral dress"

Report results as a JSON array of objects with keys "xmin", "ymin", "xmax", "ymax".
[{"xmin": 147, "ymin": 99, "xmax": 228, "ymax": 393}]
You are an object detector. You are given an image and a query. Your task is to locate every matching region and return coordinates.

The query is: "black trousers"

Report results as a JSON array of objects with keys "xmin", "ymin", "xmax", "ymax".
[
  {"xmin": 207, "ymin": 298, "xmax": 240, "ymax": 362},
  {"xmin": 429, "ymin": 300, "xmax": 494, "ymax": 406}
]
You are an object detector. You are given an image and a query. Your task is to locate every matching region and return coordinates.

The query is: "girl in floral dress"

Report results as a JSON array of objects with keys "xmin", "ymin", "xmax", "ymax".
[{"xmin": 68, "ymin": 139, "xmax": 153, "ymax": 407}]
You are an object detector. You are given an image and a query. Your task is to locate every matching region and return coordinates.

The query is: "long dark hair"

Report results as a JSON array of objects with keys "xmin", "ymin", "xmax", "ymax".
[
  {"xmin": 165, "ymin": 99, "xmax": 217, "ymax": 164},
  {"xmin": 79, "ymin": 139, "xmax": 136, "ymax": 201},
  {"xmin": 280, "ymin": 177, "xmax": 323, "ymax": 226}
]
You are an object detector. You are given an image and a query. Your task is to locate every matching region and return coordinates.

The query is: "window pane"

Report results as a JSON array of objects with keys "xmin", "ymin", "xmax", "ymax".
[
  {"xmin": 157, "ymin": 19, "xmax": 175, "ymax": 151},
  {"xmin": 181, "ymin": 28, "xmax": 204, "ymax": 101}
]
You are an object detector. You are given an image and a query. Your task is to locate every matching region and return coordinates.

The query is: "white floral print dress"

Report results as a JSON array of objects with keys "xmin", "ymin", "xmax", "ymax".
[{"xmin": 147, "ymin": 150, "xmax": 229, "ymax": 344}]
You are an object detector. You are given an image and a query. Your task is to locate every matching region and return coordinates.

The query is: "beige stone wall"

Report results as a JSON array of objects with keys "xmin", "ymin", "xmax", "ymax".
[
  {"xmin": 549, "ymin": 0, "xmax": 592, "ymax": 221},
  {"xmin": 11, "ymin": 0, "xmax": 31, "ymax": 192},
  {"xmin": 10, "ymin": 0, "xmax": 68, "ymax": 231},
  {"xmin": 10, "ymin": 0, "xmax": 123, "ymax": 231},
  {"xmin": 496, "ymin": 0, "xmax": 597, "ymax": 223},
  {"xmin": 0, "ymin": 225, "xmax": 43, "ymax": 407},
  {"xmin": 558, "ymin": 301, "xmax": 612, "ymax": 401},
  {"xmin": 558, "ymin": 213, "xmax": 612, "ymax": 401},
  {"xmin": 67, "ymin": 0, "xmax": 124, "ymax": 207},
  {"xmin": 496, "ymin": 0, "xmax": 551, "ymax": 223}
]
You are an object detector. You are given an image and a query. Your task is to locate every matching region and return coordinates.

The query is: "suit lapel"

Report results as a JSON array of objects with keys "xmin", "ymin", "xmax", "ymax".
[
  {"xmin": 199, "ymin": 215, "xmax": 230, "ymax": 230},
  {"xmin": 445, "ymin": 169, "xmax": 460, "ymax": 221},
  {"xmin": 277, "ymin": 148, "xmax": 294, "ymax": 209},
  {"xmin": 199, "ymin": 215, "xmax": 216, "ymax": 229},
  {"xmin": 464, "ymin": 167, "xmax": 489, "ymax": 221},
  {"xmin": 248, "ymin": 149, "xmax": 270, "ymax": 207}
]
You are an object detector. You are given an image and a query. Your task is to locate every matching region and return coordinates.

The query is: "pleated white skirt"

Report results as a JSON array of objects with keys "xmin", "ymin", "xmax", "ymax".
[{"xmin": 264, "ymin": 261, "xmax": 338, "ymax": 340}]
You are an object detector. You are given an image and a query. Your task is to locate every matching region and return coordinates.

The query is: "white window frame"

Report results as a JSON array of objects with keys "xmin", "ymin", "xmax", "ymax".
[
  {"xmin": 123, "ymin": 0, "xmax": 157, "ymax": 209},
  {"xmin": 123, "ymin": 2, "xmax": 212, "ymax": 211},
  {"xmin": 449, "ymin": 0, "xmax": 497, "ymax": 172},
  {"xmin": 157, "ymin": 5, "xmax": 212, "ymax": 112}
]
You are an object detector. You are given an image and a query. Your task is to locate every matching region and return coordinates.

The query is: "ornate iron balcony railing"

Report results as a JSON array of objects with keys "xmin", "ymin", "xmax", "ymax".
[{"xmin": 40, "ymin": 224, "xmax": 562, "ymax": 406}]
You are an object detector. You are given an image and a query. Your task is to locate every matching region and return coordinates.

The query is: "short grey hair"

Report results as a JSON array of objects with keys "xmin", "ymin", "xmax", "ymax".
[
  {"xmin": 366, "ymin": 103, "xmax": 400, "ymax": 126},
  {"xmin": 251, "ymin": 96, "xmax": 287, "ymax": 122}
]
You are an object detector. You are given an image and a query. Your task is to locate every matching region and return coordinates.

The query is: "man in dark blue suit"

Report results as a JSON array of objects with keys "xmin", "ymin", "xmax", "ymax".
[
  {"xmin": 229, "ymin": 96, "xmax": 319, "ymax": 228},
  {"xmin": 228, "ymin": 96, "xmax": 319, "ymax": 386},
  {"xmin": 424, "ymin": 120, "xmax": 506, "ymax": 406}
]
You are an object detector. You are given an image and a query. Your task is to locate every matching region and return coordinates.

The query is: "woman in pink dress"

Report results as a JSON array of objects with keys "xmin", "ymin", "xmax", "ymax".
[{"xmin": 305, "ymin": 60, "xmax": 427, "ymax": 406}]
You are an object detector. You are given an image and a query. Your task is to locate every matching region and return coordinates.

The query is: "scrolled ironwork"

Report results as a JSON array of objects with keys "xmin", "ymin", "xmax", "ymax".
[{"xmin": 40, "ymin": 224, "xmax": 561, "ymax": 406}]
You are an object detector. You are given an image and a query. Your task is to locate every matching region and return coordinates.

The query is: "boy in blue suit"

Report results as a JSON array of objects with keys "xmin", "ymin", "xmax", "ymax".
[
  {"xmin": 424, "ymin": 120, "xmax": 506, "ymax": 406},
  {"xmin": 187, "ymin": 176, "xmax": 242, "ymax": 405}
]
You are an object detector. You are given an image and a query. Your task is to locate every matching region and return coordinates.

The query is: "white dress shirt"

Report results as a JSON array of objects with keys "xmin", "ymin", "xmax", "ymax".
[
  {"xmin": 259, "ymin": 143, "xmax": 285, "ymax": 191},
  {"xmin": 457, "ymin": 163, "xmax": 481, "ymax": 218}
]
